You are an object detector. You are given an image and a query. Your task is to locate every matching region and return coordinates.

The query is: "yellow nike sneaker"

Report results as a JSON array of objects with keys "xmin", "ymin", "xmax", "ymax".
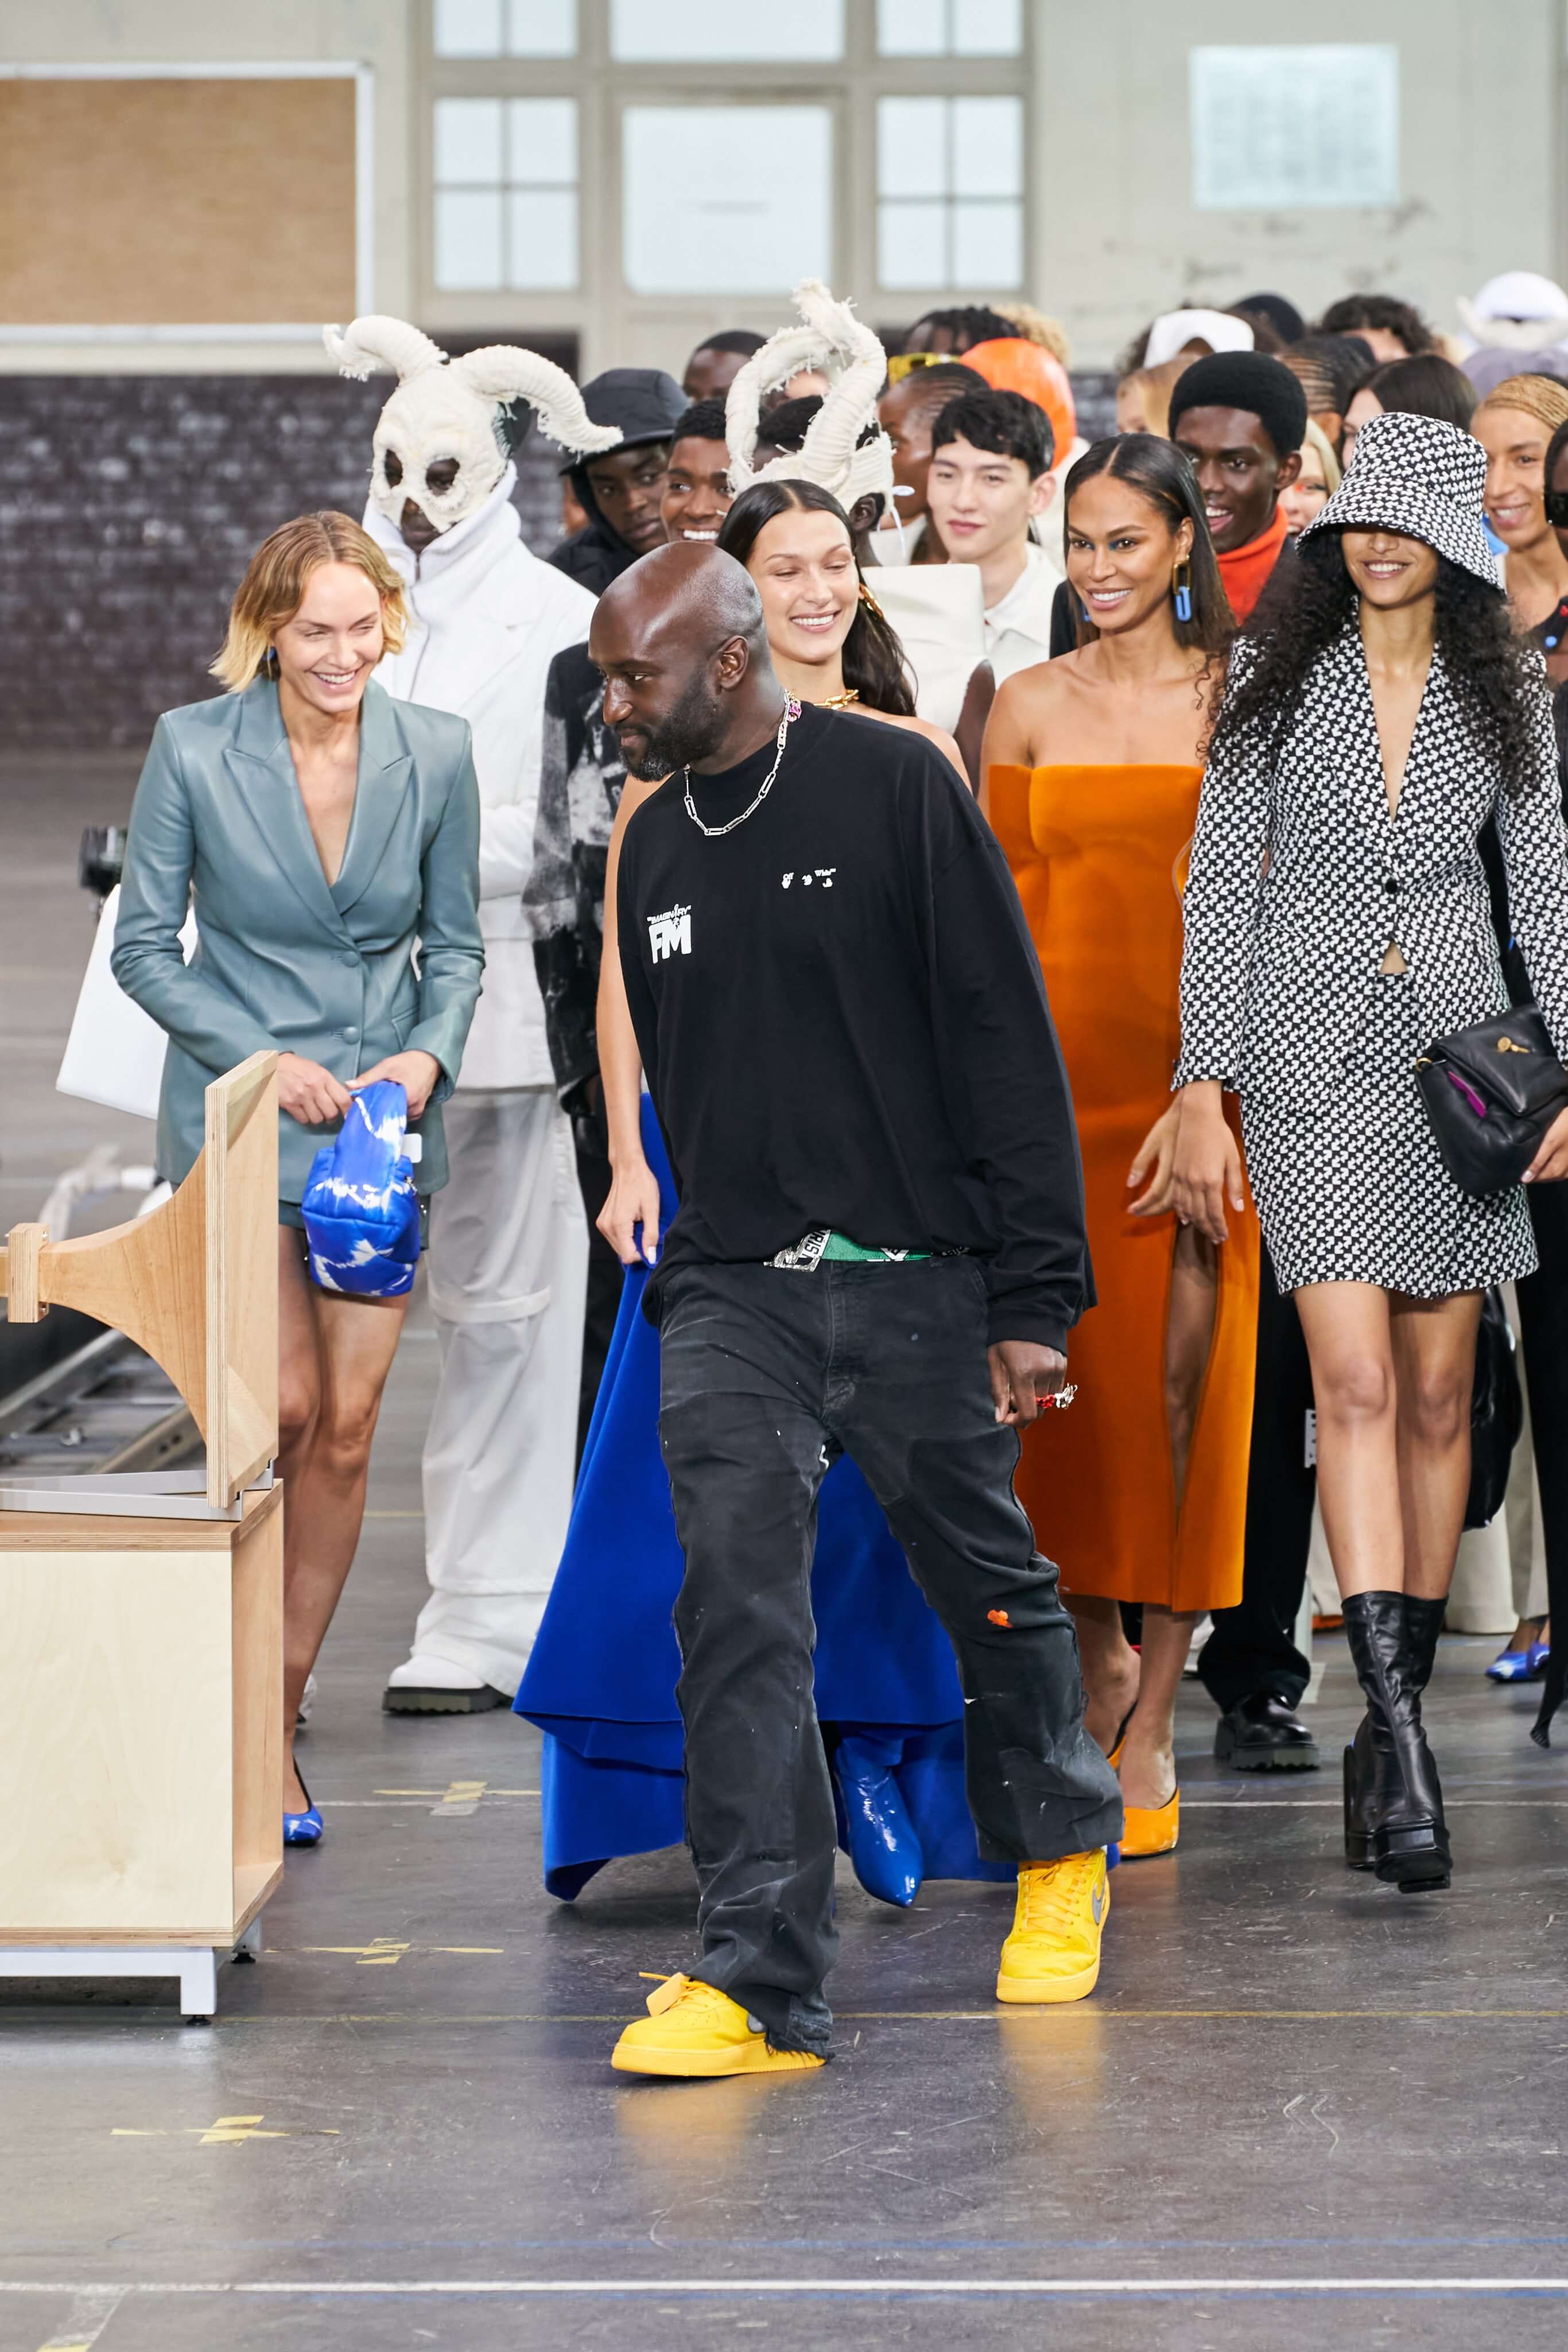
[
  {"xmin": 611, "ymin": 1974, "xmax": 828, "ymax": 2077},
  {"xmin": 995, "ymin": 1849, "xmax": 1109, "ymax": 2004}
]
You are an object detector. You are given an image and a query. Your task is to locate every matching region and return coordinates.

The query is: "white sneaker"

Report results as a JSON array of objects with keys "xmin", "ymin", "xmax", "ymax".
[{"xmin": 382, "ymin": 1653, "xmax": 509, "ymax": 1714}]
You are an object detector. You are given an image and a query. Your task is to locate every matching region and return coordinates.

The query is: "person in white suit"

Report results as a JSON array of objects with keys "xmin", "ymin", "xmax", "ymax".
[{"xmin": 324, "ymin": 315, "xmax": 619, "ymax": 1711}]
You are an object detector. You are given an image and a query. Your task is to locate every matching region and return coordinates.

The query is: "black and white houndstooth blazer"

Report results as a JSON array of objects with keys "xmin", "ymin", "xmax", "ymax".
[{"xmin": 1175, "ymin": 621, "xmax": 1568, "ymax": 1103}]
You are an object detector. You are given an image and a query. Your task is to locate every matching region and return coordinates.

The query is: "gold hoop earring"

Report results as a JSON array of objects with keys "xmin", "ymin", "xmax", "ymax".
[{"xmin": 858, "ymin": 579, "xmax": 886, "ymax": 621}]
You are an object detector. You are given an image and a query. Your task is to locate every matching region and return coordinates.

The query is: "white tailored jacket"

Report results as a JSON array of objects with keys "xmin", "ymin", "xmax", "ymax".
[
  {"xmin": 367, "ymin": 467, "xmax": 596, "ymax": 1089},
  {"xmin": 1176, "ymin": 623, "xmax": 1568, "ymax": 1105}
]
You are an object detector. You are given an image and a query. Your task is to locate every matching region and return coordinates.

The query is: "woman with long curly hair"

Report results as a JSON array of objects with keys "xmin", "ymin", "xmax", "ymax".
[
  {"xmin": 982, "ymin": 433, "xmax": 1251, "ymax": 1857},
  {"xmin": 1171, "ymin": 410, "xmax": 1568, "ymax": 1893}
]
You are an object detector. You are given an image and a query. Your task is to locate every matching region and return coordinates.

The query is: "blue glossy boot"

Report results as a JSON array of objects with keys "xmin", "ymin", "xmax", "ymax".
[{"xmin": 834, "ymin": 1735, "xmax": 923, "ymax": 1907}]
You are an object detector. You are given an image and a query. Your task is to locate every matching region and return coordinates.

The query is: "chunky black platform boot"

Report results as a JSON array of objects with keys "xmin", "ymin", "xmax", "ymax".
[
  {"xmin": 1343, "ymin": 1593, "xmax": 1447, "ymax": 1869},
  {"xmin": 1341, "ymin": 1590, "xmax": 1451, "ymax": 1892}
]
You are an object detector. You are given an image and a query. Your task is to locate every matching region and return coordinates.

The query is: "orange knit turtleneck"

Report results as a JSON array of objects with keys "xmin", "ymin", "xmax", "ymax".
[{"xmin": 1217, "ymin": 503, "xmax": 1290, "ymax": 624}]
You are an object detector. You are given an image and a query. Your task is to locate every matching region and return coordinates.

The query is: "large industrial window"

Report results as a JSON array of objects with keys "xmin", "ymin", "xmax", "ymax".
[
  {"xmin": 608, "ymin": 1, "xmax": 844, "ymax": 61},
  {"xmin": 877, "ymin": 0, "xmax": 1022, "ymax": 56},
  {"xmin": 876, "ymin": 94, "xmax": 1023, "ymax": 291},
  {"xmin": 622, "ymin": 105, "xmax": 833, "ymax": 294},
  {"xmin": 433, "ymin": 0, "xmax": 578, "ymax": 56},
  {"xmin": 433, "ymin": 95, "xmax": 579, "ymax": 289}
]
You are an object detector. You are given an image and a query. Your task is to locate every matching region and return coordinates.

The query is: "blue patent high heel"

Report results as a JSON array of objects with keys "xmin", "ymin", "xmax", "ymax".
[
  {"xmin": 1487, "ymin": 1637, "xmax": 1550, "ymax": 1683},
  {"xmin": 834, "ymin": 1736, "xmax": 923, "ymax": 1907},
  {"xmin": 284, "ymin": 1768, "xmax": 323, "ymax": 1848}
]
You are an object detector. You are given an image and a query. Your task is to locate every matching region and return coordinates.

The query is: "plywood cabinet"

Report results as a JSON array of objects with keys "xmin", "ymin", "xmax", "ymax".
[{"xmin": 0, "ymin": 1487, "xmax": 283, "ymax": 1947}]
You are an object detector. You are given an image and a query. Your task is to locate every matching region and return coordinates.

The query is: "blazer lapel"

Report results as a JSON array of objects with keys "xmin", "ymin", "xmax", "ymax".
[
  {"xmin": 223, "ymin": 680, "xmax": 352, "ymax": 942},
  {"xmin": 1336, "ymin": 628, "xmax": 1398, "ymax": 846},
  {"xmin": 333, "ymin": 680, "xmax": 413, "ymax": 917},
  {"xmin": 1390, "ymin": 645, "xmax": 1445, "ymax": 840}
]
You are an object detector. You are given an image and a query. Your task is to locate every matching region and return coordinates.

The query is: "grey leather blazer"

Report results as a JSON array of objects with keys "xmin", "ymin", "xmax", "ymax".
[
  {"xmin": 1176, "ymin": 626, "xmax": 1568, "ymax": 1104},
  {"xmin": 112, "ymin": 676, "xmax": 484, "ymax": 1202}
]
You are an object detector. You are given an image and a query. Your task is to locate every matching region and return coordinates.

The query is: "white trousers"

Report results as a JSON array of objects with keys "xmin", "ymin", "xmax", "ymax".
[{"xmin": 411, "ymin": 1088, "xmax": 587, "ymax": 1692}]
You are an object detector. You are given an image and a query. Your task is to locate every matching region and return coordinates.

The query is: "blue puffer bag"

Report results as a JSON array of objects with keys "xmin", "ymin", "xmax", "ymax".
[{"xmin": 301, "ymin": 1080, "xmax": 421, "ymax": 1298}]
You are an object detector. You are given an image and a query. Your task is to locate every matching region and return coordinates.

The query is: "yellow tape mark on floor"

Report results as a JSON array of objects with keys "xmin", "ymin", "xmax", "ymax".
[
  {"xmin": 110, "ymin": 2117, "xmax": 341, "ymax": 2144},
  {"xmin": 294, "ymin": 1940, "xmax": 500, "ymax": 1962},
  {"xmin": 297, "ymin": 1939, "xmax": 412, "ymax": 1966}
]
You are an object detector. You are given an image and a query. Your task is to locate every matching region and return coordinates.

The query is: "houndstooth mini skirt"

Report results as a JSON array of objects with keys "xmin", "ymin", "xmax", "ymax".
[{"xmin": 1241, "ymin": 972, "xmax": 1539, "ymax": 1298}]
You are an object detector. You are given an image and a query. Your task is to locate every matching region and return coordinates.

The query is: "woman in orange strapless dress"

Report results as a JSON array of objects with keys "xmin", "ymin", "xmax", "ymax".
[{"xmin": 981, "ymin": 433, "xmax": 1260, "ymax": 1858}]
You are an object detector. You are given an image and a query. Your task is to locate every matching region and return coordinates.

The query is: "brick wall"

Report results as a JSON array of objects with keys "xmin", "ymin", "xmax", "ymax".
[
  {"xmin": 0, "ymin": 372, "xmax": 569, "ymax": 752},
  {"xmin": 0, "ymin": 359, "xmax": 1119, "ymax": 752}
]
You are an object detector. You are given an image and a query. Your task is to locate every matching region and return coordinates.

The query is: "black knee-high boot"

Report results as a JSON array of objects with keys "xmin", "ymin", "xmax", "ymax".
[
  {"xmin": 1344, "ymin": 1593, "xmax": 1447, "ymax": 1869},
  {"xmin": 1341, "ymin": 1590, "xmax": 1451, "ymax": 1891}
]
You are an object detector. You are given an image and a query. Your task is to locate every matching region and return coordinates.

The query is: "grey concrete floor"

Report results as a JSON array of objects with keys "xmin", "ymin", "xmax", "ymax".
[{"xmin": 3, "ymin": 757, "xmax": 1568, "ymax": 2350}]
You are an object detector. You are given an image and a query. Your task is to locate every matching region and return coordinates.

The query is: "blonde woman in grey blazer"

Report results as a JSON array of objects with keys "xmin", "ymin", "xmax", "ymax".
[
  {"xmin": 114, "ymin": 511, "xmax": 483, "ymax": 1843},
  {"xmin": 1171, "ymin": 412, "xmax": 1568, "ymax": 1896}
]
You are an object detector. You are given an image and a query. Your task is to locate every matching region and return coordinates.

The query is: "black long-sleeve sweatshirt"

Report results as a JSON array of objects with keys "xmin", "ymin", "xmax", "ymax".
[{"xmin": 617, "ymin": 701, "xmax": 1093, "ymax": 1351}]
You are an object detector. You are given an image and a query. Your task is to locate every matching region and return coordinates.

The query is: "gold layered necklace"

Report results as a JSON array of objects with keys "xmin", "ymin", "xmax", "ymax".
[{"xmin": 821, "ymin": 688, "xmax": 860, "ymax": 709}]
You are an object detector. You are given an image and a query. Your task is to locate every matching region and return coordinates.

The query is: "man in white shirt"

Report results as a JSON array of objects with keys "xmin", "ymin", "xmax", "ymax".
[{"xmin": 924, "ymin": 387, "xmax": 1064, "ymax": 685}]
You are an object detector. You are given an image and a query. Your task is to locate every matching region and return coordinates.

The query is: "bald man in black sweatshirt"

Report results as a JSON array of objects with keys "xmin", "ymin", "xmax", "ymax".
[{"xmin": 594, "ymin": 544, "xmax": 1121, "ymax": 2081}]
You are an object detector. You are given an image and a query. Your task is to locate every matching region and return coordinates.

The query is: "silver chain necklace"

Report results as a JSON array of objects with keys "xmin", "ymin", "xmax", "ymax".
[{"xmin": 682, "ymin": 697, "xmax": 801, "ymax": 837}]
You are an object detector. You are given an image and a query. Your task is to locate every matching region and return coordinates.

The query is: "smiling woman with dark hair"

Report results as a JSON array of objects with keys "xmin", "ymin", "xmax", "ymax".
[{"xmin": 980, "ymin": 433, "xmax": 1247, "ymax": 1858}]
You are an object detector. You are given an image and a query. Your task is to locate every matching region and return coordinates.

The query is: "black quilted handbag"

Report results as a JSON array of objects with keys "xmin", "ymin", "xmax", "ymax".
[{"xmin": 1415, "ymin": 1006, "xmax": 1568, "ymax": 1193}]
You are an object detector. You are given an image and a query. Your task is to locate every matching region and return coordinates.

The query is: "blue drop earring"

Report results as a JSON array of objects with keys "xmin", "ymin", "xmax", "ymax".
[{"xmin": 1173, "ymin": 557, "xmax": 1193, "ymax": 624}]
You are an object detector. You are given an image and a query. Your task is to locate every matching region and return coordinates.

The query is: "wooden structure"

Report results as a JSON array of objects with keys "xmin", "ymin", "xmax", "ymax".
[
  {"xmin": 0, "ymin": 1055, "xmax": 283, "ymax": 2015},
  {"xmin": 0, "ymin": 1051, "xmax": 278, "ymax": 1517}
]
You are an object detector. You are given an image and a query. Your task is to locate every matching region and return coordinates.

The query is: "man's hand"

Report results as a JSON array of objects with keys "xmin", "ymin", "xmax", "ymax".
[
  {"xmin": 988, "ymin": 1340, "xmax": 1067, "ymax": 1427},
  {"xmin": 598, "ymin": 1154, "xmax": 663, "ymax": 1267},
  {"xmin": 350, "ymin": 1049, "xmax": 443, "ymax": 1120},
  {"xmin": 276, "ymin": 1051, "xmax": 355, "ymax": 1126},
  {"xmin": 1525, "ymin": 1100, "xmax": 1568, "ymax": 1184}
]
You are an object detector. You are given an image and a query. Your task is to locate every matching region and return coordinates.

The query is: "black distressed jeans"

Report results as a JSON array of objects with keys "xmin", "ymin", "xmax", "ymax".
[{"xmin": 657, "ymin": 1256, "xmax": 1123, "ymax": 2056}]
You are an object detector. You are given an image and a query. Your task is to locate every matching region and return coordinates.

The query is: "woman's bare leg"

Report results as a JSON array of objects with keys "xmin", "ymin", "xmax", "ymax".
[
  {"xmin": 277, "ymin": 1233, "xmax": 408, "ymax": 1811},
  {"xmin": 1116, "ymin": 1224, "xmax": 1217, "ymax": 1811},
  {"xmin": 1065, "ymin": 1592, "xmax": 1140, "ymax": 1755},
  {"xmin": 1295, "ymin": 1283, "xmax": 1403, "ymax": 1600},
  {"xmin": 1390, "ymin": 1290, "xmax": 1484, "ymax": 1602}
]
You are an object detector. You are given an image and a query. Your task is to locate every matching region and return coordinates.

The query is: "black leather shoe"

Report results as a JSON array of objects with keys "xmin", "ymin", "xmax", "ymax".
[
  {"xmin": 1214, "ymin": 1691, "xmax": 1321, "ymax": 1772},
  {"xmin": 1344, "ymin": 1594, "xmax": 1449, "ymax": 1872}
]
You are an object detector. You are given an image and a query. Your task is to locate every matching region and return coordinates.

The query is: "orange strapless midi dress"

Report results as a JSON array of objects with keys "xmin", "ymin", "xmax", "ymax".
[{"xmin": 988, "ymin": 763, "xmax": 1260, "ymax": 1613}]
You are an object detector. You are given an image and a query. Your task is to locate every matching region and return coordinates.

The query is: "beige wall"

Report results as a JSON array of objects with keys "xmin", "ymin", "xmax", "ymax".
[
  {"xmin": 0, "ymin": 1, "xmax": 416, "ymax": 372},
  {"xmin": 1035, "ymin": 0, "xmax": 1565, "ymax": 366},
  {"xmin": 2, "ymin": 0, "xmax": 1562, "ymax": 375}
]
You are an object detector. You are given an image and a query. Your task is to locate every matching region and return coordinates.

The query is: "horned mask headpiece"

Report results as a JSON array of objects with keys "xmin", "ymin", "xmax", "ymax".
[
  {"xmin": 324, "ymin": 313, "xmax": 622, "ymax": 535},
  {"xmin": 725, "ymin": 280, "xmax": 895, "ymax": 518}
]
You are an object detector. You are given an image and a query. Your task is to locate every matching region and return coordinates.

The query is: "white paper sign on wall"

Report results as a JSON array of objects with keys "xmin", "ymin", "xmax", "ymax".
[{"xmin": 1190, "ymin": 44, "xmax": 1399, "ymax": 212}]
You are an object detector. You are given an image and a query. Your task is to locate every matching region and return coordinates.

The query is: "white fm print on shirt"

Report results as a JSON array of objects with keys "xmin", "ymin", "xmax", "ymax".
[{"xmin": 647, "ymin": 904, "xmax": 693, "ymax": 961}]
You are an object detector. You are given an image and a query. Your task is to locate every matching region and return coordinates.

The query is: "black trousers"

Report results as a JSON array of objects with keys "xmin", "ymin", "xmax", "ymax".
[
  {"xmin": 1517, "ymin": 1179, "xmax": 1568, "ymax": 1735},
  {"xmin": 658, "ymin": 1257, "xmax": 1123, "ymax": 2056},
  {"xmin": 1198, "ymin": 1240, "xmax": 1317, "ymax": 1713}
]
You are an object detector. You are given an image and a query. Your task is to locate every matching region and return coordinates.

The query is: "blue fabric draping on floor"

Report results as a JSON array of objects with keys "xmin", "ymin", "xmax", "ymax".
[{"xmin": 515, "ymin": 1098, "xmax": 1007, "ymax": 1899}]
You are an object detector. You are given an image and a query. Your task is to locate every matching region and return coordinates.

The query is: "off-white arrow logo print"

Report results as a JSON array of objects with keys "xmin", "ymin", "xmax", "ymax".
[
  {"xmin": 647, "ymin": 904, "xmax": 692, "ymax": 962},
  {"xmin": 782, "ymin": 872, "xmax": 794, "ymax": 888}
]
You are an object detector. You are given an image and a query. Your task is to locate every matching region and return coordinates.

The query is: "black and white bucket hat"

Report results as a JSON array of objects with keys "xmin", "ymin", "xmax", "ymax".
[{"xmin": 1299, "ymin": 408, "xmax": 1501, "ymax": 589}]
